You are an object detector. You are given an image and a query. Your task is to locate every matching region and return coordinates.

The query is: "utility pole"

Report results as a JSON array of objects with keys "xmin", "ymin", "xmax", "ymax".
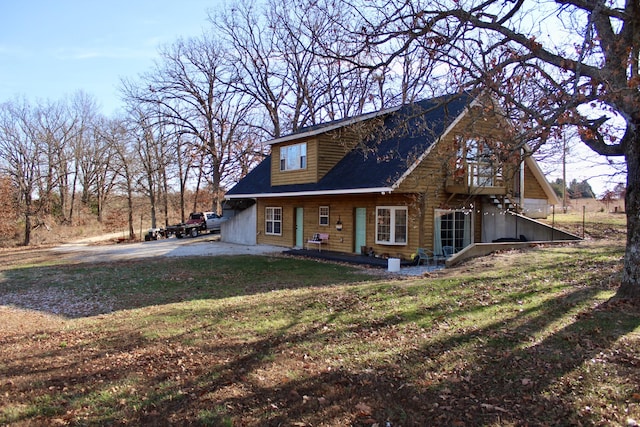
[{"xmin": 562, "ymin": 135, "xmax": 567, "ymax": 213}]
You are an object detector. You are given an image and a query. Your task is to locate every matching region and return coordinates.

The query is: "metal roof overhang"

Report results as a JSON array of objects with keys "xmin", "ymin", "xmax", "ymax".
[{"xmin": 225, "ymin": 186, "xmax": 395, "ymax": 199}]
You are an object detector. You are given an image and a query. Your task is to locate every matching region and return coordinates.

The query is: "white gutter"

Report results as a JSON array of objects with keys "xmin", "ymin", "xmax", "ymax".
[{"xmin": 225, "ymin": 186, "xmax": 395, "ymax": 199}]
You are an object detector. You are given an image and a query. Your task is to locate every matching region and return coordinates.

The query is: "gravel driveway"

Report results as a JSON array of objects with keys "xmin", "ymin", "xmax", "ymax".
[
  {"xmin": 52, "ymin": 234, "xmax": 431, "ymax": 275},
  {"xmin": 53, "ymin": 234, "xmax": 285, "ymax": 263}
]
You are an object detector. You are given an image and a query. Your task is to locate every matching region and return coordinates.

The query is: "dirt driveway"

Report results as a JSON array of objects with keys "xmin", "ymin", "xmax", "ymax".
[{"xmin": 53, "ymin": 234, "xmax": 285, "ymax": 263}]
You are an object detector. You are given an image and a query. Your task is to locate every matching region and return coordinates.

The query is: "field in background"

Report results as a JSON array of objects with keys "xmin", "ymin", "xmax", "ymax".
[{"xmin": 540, "ymin": 197, "xmax": 627, "ymax": 241}]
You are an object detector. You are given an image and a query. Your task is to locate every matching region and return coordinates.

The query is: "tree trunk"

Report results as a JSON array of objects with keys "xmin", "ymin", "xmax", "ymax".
[
  {"xmin": 617, "ymin": 131, "xmax": 640, "ymax": 299},
  {"xmin": 212, "ymin": 157, "xmax": 221, "ymax": 214},
  {"xmin": 69, "ymin": 163, "xmax": 78, "ymax": 226},
  {"xmin": 192, "ymin": 167, "xmax": 203, "ymax": 217},
  {"xmin": 23, "ymin": 212, "xmax": 32, "ymax": 246},
  {"xmin": 149, "ymin": 190, "xmax": 157, "ymax": 230},
  {"xmin": 127, "ymin": 184, "xmax": 136, "ymax": 241}
]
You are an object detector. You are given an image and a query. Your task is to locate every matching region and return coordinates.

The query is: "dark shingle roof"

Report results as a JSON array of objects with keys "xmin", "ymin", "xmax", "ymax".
[{"xmin": 226, "ymin": 93, "xmax": 471, "ymax": 197}]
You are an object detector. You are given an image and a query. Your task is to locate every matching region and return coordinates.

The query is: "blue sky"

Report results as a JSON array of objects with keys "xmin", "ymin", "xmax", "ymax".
[
  {"xmin": 0, "ymin": 1, "xmax": 217, "ymax": 115},
  {"xmin": 0, "ymin": 1, "xmax": 623, "ymax": 194}
]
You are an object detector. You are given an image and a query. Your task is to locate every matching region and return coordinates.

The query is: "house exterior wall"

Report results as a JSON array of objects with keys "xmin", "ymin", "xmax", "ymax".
[
  {"xmin": 256, "ymin": 193, "xmax": 421, "ymax": 259},
  {"xmin": 270, "ymin": 127, "xmax": 364, "ymax": 186},
  {"xmin": 522, "ymin": 198, "xmax": 550, "ymax": 218},
  {"xmin": 523, "ymin": 164, "xmax": 547, "ymax": 199},
  {"xmin": 316, "ymin": 130, "xmax": 360, "ymax": 178},
  {"xmin": 255, "ymin": 192, "xmax": 484, "ymax": 260},
  {"xmin": 482, "ymin": 203, "xmax": 580, "ymax": 242},
  {"xmin": 396, "ymin": 104, "xmax": 520, "ymax": 195}
]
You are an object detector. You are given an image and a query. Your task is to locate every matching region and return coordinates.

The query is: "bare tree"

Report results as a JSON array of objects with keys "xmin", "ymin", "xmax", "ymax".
[
  {"xmin": 128, "ymin": 107, "xmax": 170, "ymax": 229},
  {"xmin": 214, "ymin": 0, "xmax": 288, "ymax": 138},
  {"xmin": 173, "ymin": 132, "xmax": 199, "ymax": 223},
  {"xmin": 90, "ymin": 116, "xmax": 120, "ymax": 223},
  {"xmin": 215, "ymin": 0, "xmax": 392, "ymax": 131},
  {"xmin": 109, "ymin": 118, "xmax": 140, "ymax": 240},
  {"xmin": 312, "ymin": 0, "xmax": 640, "ymax": 299},
  {"xmin": 122, "ymin": 34, "xmax": 257, "ymax": 214},
  {"xmin": 0, "ymin": 99, "xmax": 47, "ymax": 245},
  {"xmin": 32, "ymin": 99, "xmax": 74, "ymax": 221},
  {"xmin": 0, "ymin": 174, "xmax": 18, "ymax": 240},
  {"xmin": 66, "ymin": 91, "xmax": 101, "ymax": 224}
]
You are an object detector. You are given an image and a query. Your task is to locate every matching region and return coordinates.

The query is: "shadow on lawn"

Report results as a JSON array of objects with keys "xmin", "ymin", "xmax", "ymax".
[
  {"xmin": 0, "ymin": 254, "xmax": 378, "ymax": 319},
  {"xmin": 2, "ymin": 246, "xmax": 638, "ymax": 425},
  {"xmin": 163, "ymin": 287, "xmax": 638, "ymax": 426},
  {"xmin": 4, "ymin": 282, "xmax": 637, "ymax": 426}
]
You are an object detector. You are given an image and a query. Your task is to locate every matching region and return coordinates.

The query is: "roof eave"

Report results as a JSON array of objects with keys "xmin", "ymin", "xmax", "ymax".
[{"xmin": 225, "ymin": 186, "xmax": 395, "ymax": 199}]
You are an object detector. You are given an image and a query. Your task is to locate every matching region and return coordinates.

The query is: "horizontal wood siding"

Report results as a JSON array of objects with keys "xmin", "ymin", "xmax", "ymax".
[
  {"xmin": 394, "ymin": 104, "xmax": 516, "ymax": 253},
  {"xmin": 270, "ymin": 120, "xmax": 381, "ymax": 186},
  {"xmin": 255, "ymin": 191, "xmax": 483, "ymax": 260},
  {"xmin": 396, "ymin": 105, "xmax": 518, "ymax": 196},
  {"xmin": 316, "ymin": 130, "xmax": 359, "ymax": 178},
  {"xmin": 523, "ymin": 164, "xmax": 547, "ymax": 199},
  {"xmin": 271, "ymin": 138, "xmax": 318, "ymax": 186},
  {"xmin": 256, "ymin": 194, "xmax": 423, "ymax": 260}
]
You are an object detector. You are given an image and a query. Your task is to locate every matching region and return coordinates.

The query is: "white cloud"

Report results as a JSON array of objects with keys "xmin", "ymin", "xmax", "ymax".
[{"xmin": 52, "ymin": 45, "xmax": 158, "ymax": 61}]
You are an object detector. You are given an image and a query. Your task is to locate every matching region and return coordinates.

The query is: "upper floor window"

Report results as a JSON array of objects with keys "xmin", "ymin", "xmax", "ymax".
[
  {"xmin": 376, "ymin": 206, "xmax": 407, "ymax": 245},
  {"xmin": 280, "ymin": 143, "xmax": 307, "ymax": 171}
]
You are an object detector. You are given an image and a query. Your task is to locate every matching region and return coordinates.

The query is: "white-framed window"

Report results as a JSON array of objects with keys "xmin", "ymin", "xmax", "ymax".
[
  {"xmin": 319, "ymin": 206, "xmax": 329, "ymax": 226},
  {"xmin": 375, "ymin": 206, "xmax": 408, "ymax": 245},
  {"xmin": 434, "ymin": 209, "xmax": 473, "ymax": 255},
  {"xmin": 280, "ymin": 142, "xmax": 307, "ymax": 171},
  {"xmin": 265, "ymin": 207, "xmax": 282, "ymax": 235}
]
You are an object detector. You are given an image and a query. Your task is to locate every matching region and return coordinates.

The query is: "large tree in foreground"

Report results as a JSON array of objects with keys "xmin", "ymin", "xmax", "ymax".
[{"xmin": 317, "ymin": 0, "xmax": 639, "ymax": 298}]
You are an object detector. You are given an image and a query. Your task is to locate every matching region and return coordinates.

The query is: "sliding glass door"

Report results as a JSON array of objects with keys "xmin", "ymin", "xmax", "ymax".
[{"xmin": 434, "ymin": 209, "xmax": 473, "ymax": 255}]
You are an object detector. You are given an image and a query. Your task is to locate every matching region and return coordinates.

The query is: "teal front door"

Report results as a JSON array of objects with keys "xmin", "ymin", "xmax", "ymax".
[
  {"xmin": 355, "ymin": 208, "xmax": 366, "ymax": 253},
  {"xmin": 295, "ymin": 208, "xmax": 304, "ymax": 248}
]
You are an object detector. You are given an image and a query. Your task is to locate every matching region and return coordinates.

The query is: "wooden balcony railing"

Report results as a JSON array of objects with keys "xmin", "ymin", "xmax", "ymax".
[{"xmin": 446, "ymin": 161, "xmax": 506, "ymax": 195}]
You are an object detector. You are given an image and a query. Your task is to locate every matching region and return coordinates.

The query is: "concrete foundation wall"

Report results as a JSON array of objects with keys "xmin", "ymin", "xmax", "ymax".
[
  {"xmin": 482, "ymin": 204, "xmax": 580, "ymax": 243},
  {"xmin": 453, "ymin": 204, "xmax": 582, "ymax": 267},
  {"xmin": 221, "ymin": 204, "xmax": 257, "ymax": 245},
  {"xmin": 446, "ymin": 240, "xmax": 578, "ymax": 268}
]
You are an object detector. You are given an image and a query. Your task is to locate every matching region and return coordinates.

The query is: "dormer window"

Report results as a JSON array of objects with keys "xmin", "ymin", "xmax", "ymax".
[{"xmin": 280, "ymin": 142, "xmax": 307, "ymax": 171}]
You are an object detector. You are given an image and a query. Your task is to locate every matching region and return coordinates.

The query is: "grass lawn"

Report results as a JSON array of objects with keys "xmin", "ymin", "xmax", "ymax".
[{"xmin": 1, "ymin": 224, "xmax": 639, "ymax": 426}]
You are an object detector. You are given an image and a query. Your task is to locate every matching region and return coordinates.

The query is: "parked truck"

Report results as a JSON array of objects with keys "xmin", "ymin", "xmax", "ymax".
[{"xmin": 144, "ymin": 212, "xmax": 228, "ymax": 240}]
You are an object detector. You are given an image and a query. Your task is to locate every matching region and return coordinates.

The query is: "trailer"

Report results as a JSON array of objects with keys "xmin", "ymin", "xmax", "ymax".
[
  {"xmin": 144, "ymin": 212, "xmax": 228, "ymax": 240},
  {"xmin": 164, "ymin": 222, "xmax": 201, "ymax": 239}
]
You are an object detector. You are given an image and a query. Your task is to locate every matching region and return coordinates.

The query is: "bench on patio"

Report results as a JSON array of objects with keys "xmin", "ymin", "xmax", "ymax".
[{"xmin": 306, "ymin": 233, "xmax": 329, "ymax": 251}]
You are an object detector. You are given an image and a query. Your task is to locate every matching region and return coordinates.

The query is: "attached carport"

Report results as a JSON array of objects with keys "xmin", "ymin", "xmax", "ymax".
[{"xmin": 220, "ymin": 199, "xmax": 257, "ymax": 245}]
